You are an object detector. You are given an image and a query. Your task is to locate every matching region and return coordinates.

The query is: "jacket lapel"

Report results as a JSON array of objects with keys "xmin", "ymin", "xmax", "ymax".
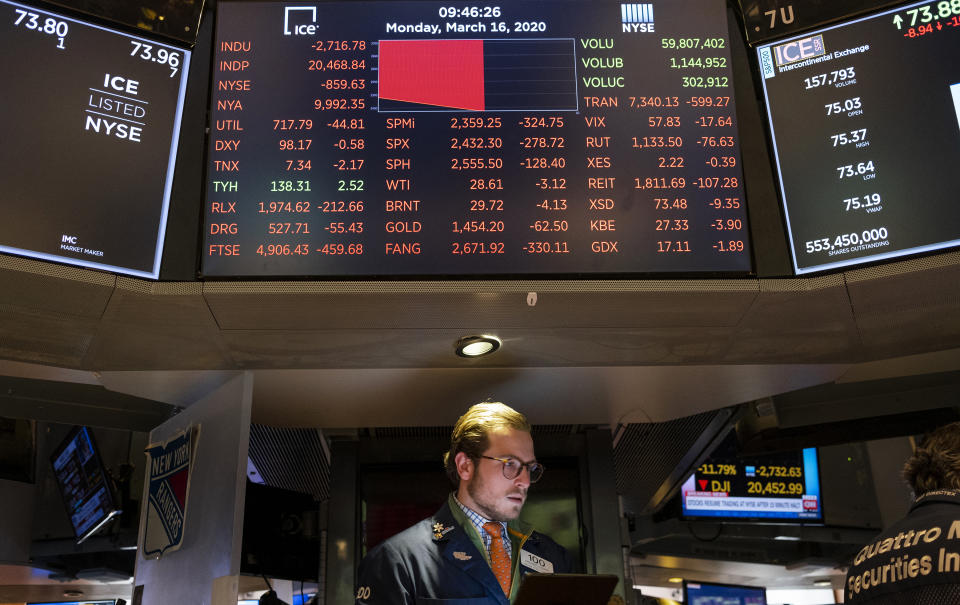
[
  {"xmin": 433, "ymin": 502, "xmax": 510, "ymax": 605},
  {"xmin": 507, "ymin": 524, "xmax": 535, "ymax": 600}
]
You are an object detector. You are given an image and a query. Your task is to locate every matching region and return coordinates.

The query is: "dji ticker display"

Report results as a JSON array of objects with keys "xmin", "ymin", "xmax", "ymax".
[
  {"xmin": 681, "ymin": 435, "xmax": 822, "ymax": 521},
  {"xmin": 0, "ymin": 0, "xmax": 190, "ymax": 278},
  {"xmin": 757, "ymin": 0, "xmax": 960, "ymax": 274},
  {"xmin": 203, "ymin": 0, "xmax": 752, "ymax": 277}
]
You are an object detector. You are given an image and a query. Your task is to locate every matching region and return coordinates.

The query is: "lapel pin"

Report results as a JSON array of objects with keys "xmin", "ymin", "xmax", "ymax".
[{"xmin": 453, "ymin": 551, "xmax": 472, "ymax": 561}]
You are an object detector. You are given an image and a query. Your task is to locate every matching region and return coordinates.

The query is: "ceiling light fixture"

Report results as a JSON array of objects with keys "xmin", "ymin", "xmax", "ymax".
[
  {"xmin": 667, "ymin": 577, "xmax": 684, "ymax": 584},
  {"xmin": 455, "ymin": 335, "xmax": 501, "ymax": 357}
]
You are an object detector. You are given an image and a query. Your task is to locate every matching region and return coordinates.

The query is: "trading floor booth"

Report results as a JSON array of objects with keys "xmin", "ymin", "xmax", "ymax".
[{"xmin": 1, "ymin": 0, "xmax": 960, "ymax": 602}]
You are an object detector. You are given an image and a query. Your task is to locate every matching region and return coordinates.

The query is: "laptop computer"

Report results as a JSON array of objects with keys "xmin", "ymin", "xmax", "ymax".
[{"xmin": 514, "ymin": 573, "xmax": 619, "ymax": 605}]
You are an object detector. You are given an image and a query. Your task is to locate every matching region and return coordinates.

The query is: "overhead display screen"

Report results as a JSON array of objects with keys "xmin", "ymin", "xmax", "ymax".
[
  {"xmin": 51, "ymin": 426, "xmax": 121, "ymax": 543},
  {"xmin": 202, "ymin": 0, "xmax": 752, "ymax": 277},
  {"xmin": 684, "ymin": 581, "xmax": 766, "ymax": 605},
  {"xmin": 0, "ymin": 0, "xmax": 190, "ymax": 278},
  {"xmin": 757, "ymin": 0, "xmax": 960, "ymax": 274},
  {"xmin": 681, "ymin": 435, "xmax": 822, "ymax": 521}
]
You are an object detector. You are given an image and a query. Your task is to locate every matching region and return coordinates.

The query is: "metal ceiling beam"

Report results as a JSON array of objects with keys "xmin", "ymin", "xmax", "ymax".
[{"xmin": 0, "ymin": 375, "xmax": 176, "ymax": 431}]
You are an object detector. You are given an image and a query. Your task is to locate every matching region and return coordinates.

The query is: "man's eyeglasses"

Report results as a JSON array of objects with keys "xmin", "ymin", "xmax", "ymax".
[{"xmin": 479, "ymin": 455, "xmax": 545, "ymax": 483}]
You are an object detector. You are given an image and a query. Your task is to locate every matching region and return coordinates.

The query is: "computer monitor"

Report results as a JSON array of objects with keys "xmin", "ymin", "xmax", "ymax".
[
  {"xmin": 28, "ymin": 600, "xmax": 121, "ymax": 605},
  {"xmin": 755, "ymin": 0, "xmax": 960, "ymax": 274},
  {"xmin": 0, "ymin": 0, "xmax": 191, "ymax": 278},
  {"xmin": 50, "ymin": 426, "xmax": 121, "ymax": 543},
  {"xmin": 201, "ymin": 0, "xmax": 753, "ymax": 277},
  {"xmin": 681, "ymin": 433, "xmax": 822, "ymax": 521},
  {"xmin": 683, "ymin": 580, "xmax": 767, "ymax": 605},
  {"xmin": 514, "ymin": 574, "xmax": 619, "ymax": 605}
]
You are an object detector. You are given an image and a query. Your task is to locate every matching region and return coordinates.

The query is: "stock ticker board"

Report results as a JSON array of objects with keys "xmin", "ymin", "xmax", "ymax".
[
  {"xmin": 0, "ymin": 0, "xmax": 189, "ymax": 278},
  {"xmin": 681, "ymin": 435, "xmax": 822, "ymax": 521},
  {"xmin": 202, "ymin": 0, "xmax": 752, "ymax": 277},
  {"xmin": 757, "ymin": 0, "xmax": 960, "ymax": 274}
]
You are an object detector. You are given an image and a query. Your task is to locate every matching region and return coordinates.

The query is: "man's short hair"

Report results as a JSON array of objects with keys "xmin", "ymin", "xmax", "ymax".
[
  {"xmin": 443, "ymin": 402, "xmax": 531, "ymax": 486},
  {"xmin": 903, "ymin": 421, "xmax": 960, "ymax": 495}
]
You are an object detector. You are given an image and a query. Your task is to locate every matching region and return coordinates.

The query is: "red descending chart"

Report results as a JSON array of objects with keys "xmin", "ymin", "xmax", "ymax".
[
  {"xmin": 379, "ymin": 39, "xmax": 485, "ymax": 110},
  {"xmin": 377, "ymin": 38, "xmax": 578, "ymax": 112}
]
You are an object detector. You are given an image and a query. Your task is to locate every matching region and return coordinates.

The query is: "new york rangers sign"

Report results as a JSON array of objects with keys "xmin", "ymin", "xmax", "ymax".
[{"xmin": 142, "ymin": 426, "xmax": 199, "ymax": 559}]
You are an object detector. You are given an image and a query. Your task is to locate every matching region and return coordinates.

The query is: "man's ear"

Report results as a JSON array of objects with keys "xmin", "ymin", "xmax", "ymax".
[{"xmin": 454, "ymin": 452, "xmax": 474, "ymax": 482}]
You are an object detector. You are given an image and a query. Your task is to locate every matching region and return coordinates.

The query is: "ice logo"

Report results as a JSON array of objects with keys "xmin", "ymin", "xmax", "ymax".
[
  {"xmin": 284, "ymin": 6, "xmax": 317, "ymax": 36},
  {"xmin": 774, "ymin": 34, "xmax": 826, "ymax": 66}
]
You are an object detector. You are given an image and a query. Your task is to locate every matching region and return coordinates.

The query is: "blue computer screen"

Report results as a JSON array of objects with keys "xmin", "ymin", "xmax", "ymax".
[
  {"xmin": 50, "ymin": 426, "xmax": 121, "ymax": 541},
  {"xmin": 28, "ymin": 601, "xmax": 118, "ymax": 605},
  {"xmin": 684, "ymin": 581, "xmax": 767, "ymax": 605}
]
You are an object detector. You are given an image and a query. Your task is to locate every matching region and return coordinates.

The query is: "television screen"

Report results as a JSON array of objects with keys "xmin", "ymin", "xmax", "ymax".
[
  {"xmin": 681, "ymin": 434, "xmax": 821, "ymax": 521},
  {"xmin": 684, "ymin": 581, "xmax": 766, "ymax": 605},
  {"xmin": 236, "ymin": 594, "xmax": 314, "ymax": 605},
  {"xmin": 50, "ymin": 426, "xmax": 121, "ymax": 543},
  {"xmin": 28, "ymin": 601, "xmax": 119, "ymax": 605},
  {"xmin": 240, "ymin": 482, "xmax": 321, "ymax": 582},
  {"xmin": 202, "ymin": 0, "xmax": 752, "ymax": 277},
  {"xmin": 756, "ymin": 0, "xmax": 960, "ymax": 274},
  {"xmin": 0, "ymin": 0, "xmax": 190, "ymax": 278}
]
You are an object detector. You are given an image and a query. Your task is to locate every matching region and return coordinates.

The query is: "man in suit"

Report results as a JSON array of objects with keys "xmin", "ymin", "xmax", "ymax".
[
  {"xmin": 845, "ymin": 421, "xmax": 960, "ymax": 603},
  {"xmin": 355, "ymin": 402, "xmax": 573, "ymax": 604}
]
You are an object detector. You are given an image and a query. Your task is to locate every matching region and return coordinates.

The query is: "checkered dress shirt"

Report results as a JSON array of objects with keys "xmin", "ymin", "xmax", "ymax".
[{"xmin": 453, "ymin": 495, "xmax": 513, "ymax": 561}]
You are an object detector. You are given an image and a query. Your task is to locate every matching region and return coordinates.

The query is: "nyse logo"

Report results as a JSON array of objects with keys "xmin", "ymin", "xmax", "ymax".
[
  {"xmin": 774, "ymin": 34, "xmax": 825, "ymax": 66},
  {"xmin": 621, "ymin": 3, "xmax": 654, "ymax": 33}
]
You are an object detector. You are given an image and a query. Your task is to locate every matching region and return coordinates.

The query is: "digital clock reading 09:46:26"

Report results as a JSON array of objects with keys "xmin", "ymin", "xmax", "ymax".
[
  {"xmin": 202, "ymin": 0, "xmax": 752, "ymax": 277},
  {"xmin": 438, "ymin": 6, "xmax": 502, "ymax": 18}
]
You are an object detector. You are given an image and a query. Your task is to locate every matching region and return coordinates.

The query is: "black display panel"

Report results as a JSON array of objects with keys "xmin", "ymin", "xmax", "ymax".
[
  {"xmin": 50, "ymin": 426, "xmax": 121, "ymax": 543},
  {"xmin": 756, "ymin": 0, "xmax": 960, "ymax": 274},
  {"xmin": 739, "ymin": 0, "xmax": 903, "ymax": 45},
  {"xmin": 203, "ymin": 0, "xmax": 752, "ymax": 277},
  {"xmin": 44, "ymin": 0, "xmax": 205, "ymax": 45},
  {"xmin": 680, "ymin": 433, "xmax": 822, "ymax": 521},
  {"xmin": 0, "ymin": 0, "xmax": 190, "ymax": 278}
]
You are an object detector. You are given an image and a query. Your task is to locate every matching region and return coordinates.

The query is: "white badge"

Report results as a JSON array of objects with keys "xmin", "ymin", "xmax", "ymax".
[{"xmin": 520, "ymin": 549, "xmax": 554, "ymax": 573}]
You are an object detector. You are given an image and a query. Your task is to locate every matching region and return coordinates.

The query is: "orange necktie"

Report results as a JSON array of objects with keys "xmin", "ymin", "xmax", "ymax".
[{"xmin": 483, "ymin": 522, "xmax": 512, "ymax": 597}]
